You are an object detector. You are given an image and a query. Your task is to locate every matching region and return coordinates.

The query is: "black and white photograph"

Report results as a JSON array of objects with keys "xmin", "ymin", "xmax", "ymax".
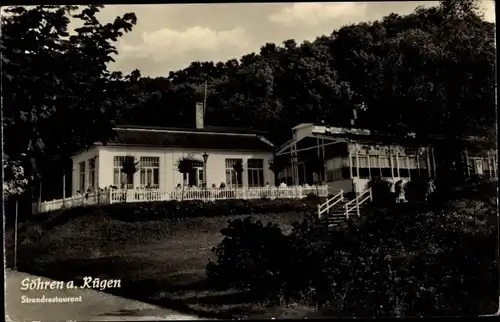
[{"xmin": 2, "ymin": 0, "xmax": 498, "ymax": 320}]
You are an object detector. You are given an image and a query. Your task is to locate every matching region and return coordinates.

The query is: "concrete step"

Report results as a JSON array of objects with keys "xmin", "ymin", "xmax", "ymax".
[
  {"xmin": 328, "ymin": 222, "xmax": 349, "ymax": 228},
  {"xmin": 327, "ymin": 213, "xmax": 360, "ymax": 219},
  {"xmin": 330, "ymin": 205, "xmax": 368, "ymax": 212},
  {"xmin": 330, "ymin": 211, "xmax": 358, "ymax": 215},
  {"xmin": 328, "ymin": 214, "xmax": 357, "ymax": 219},
  {"xmin": 327, "ymin": 216, "xmax": 348, "ymax": 221}
]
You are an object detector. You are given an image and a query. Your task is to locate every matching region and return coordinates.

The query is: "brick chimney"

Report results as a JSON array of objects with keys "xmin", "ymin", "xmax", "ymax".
[
  {"xmin": 351, "ymin": 108, "xmax": 357, "ymax": 126},
  {"xmin": 195, "ymin": 102, "xmax": 204, "ymax": 129}
]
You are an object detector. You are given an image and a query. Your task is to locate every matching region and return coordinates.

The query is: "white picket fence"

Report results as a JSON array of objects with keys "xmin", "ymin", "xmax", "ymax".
[
  {"xmin": 36, "ymin": 192, "xmax": 111, "ymax": 213},
  {"xmin": 36, "ymin": 185, "xmax": 329, "ymax": 214}
]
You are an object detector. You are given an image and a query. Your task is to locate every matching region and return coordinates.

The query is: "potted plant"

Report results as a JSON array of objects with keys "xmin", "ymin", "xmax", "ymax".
[
  {"xmin": 268, "ymin": 155, "xmax": 288, "ymax": 186},
  {"xmin": 121, "ymin": 155, "xmax": 140, "ymax": 201},
  {"xmin": 232, "ymin": 159, "xmax": 244, "ymax": 197},
  {"xmin": 177, "ymin": 155, "xmax": 196, "ymax": 201}
]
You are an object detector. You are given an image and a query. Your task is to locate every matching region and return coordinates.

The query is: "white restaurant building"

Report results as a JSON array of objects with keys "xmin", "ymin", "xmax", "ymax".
[
  {"xmin": 70, "ymin": 101, "xmax": 497, "ymax": 198},
  {"xmin": 71, "ymin": 125, "xmax": 276, "ymax": 195},
  {"xmin": 274, "ymin": 123, "xmax": 498, "ymax": 194}
]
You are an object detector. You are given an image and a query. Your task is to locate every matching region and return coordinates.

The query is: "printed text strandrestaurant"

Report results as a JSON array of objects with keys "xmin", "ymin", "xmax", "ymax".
[{"xmin": 21, "ymin": 295, "xmax": 83, "ymax": 304}]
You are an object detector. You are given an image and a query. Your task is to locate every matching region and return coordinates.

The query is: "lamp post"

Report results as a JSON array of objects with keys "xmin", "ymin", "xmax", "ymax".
[
  {"xmin": 202, "ymin": 152, "xmax": 209, "ymax": 187},
  {"xmin": 94, "ymin": 155, "xmax": 99, "ymax": 204}
]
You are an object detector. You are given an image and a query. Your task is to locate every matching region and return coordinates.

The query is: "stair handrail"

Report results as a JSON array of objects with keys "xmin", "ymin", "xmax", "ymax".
[
  {"xmin": 318, "ymin": 189, "xmax": 344, "ymax": 219},
  {"xmin": 344, "ymin": 187, "xmax": 372, "ymax": 219}
]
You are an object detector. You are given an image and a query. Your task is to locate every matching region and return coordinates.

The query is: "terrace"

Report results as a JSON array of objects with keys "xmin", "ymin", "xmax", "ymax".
[{"xmin": 35, "ymin": 185, "xmax": 329, "ymax": 214}]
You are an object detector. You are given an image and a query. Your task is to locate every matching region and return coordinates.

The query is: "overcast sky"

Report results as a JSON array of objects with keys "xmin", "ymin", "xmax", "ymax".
[{"xmin": 91, "ymin": 1, "xmax": 494, "ymax": 77}]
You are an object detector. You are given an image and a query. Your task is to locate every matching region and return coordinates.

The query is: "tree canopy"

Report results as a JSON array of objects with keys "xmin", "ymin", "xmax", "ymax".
[
  {"xmin": 119, "ymin": 0, "xmax": 495, "ymax": 146},
  {"xmin": 2, "ymin": 5, "xmax": 143, "ymax": 198},
  {"xmin": 2, "ymin": 0, "xmax": 495, "ymax": 199}
]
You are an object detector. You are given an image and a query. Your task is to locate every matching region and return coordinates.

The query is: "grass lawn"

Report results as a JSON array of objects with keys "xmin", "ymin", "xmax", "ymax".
[{"xmin": 5, "ymin": 206, "xmax": 319, "ymax": 319}]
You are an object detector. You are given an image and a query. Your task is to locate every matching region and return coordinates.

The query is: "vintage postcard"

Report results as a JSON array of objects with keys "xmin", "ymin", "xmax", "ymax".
[{"xmin": 3, "ymin": 1, "xmax": 498, "ymax": 320}]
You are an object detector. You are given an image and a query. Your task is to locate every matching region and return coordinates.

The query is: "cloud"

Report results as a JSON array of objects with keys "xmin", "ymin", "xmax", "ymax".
[
  {"xmin": 268, "ymin": 3, "xmax": 367, "ymax": 27},
  {"xmin": 119, "ymin": 26, "xmax": 249, "ymax": 62},
  {"xmin": 479, "ymin": 0, "xmax": 495, "ymax": 22}
]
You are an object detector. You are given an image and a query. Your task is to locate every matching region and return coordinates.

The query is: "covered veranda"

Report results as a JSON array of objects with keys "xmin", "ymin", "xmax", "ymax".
[{"xmin": 274, "ymin": 123, "xmax": 349, "ymax": 185}]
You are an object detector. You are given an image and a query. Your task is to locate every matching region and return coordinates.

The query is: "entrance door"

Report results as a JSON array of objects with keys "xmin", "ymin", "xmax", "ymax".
[{"xmin": 188, "ymin": 167, "xmax": 204, "ymax": 187}]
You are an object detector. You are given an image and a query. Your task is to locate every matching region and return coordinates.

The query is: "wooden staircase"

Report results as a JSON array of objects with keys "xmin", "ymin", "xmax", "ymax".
[{"xmin": 318, "ymin": 188, "xmax": 373, "ymax": 228}]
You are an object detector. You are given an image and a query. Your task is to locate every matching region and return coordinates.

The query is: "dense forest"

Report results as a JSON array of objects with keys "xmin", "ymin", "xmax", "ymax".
[
  {"xmin": 118, "ymin": 0, "xmax": 495, "ymax": 147},
  {"xmin": 1, "ymin": 0, "xmax": 496, "ymax": 201}
]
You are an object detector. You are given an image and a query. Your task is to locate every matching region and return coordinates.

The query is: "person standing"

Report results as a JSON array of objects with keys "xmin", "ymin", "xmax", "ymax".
[
  {"xmin": 395, "ymin": 180, "xmax": 407, "ymax": 203},
  {"xmin": 425, "ymin": 178, "xmax": 436, "ymax": 202}
]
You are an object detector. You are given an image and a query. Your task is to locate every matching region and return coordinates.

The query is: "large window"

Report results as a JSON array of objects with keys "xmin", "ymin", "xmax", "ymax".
[
  {"xmin": 327, "ymin": 169, "xmax": 344, "ymax": 181},
  {"xmin": 225, "ymin": 158, "xmax": 243, "ymax": 188},
  {"xmin": 409, "ymin": 156, "xmax": 419, "ymax": 178},
  {"xmin": 139, "ymin": 157, "xmax": 159, "ymax": 188},
  {"xmin": 351, "ymin": 156, "xmax": 358, "ymax": 177},
  {"xmin": 380, "ymin": 156, "xmax": 392, "ymax": 177},
  {"xmin": 350, "ymin": 151, "xmax": 429, "ymax": 179},
  {"xmin": 487, "ymin": 155, "xmax": 497, "ymax": 177},
  {"xmin": 113, "ymin": 156, "xmax": 133, "ymax": 189},
  {"xmin": 398, "ymin": 156, "xmax": 410, "ymax": 178},
  {"xmin": 369, "ymin": 155, "xmax": 381, "ymax": 177},
  {"xmin": 88, "ymin": 158, "xmax": 96, "ymax": 191},
  {"xmin": 468, "ymin": 156, "xmax": 496, "ymax": 177},
  {"xmin": 419, "ymin": 155, "xmax": 429, "ymax": 178},
  {"xmin": 470, "ymin": 158, "xmax": 483, "ymax": 175},
  {"xmin": 358, "ymin": 156, "xmax": 370, "ymax": 178},
  {"xmin": 79, "ymin": 161, "xmax": 85, "ymax": 192},
  {"xmin": 392, "ymin": 156, "xmax": 399, "ymax": 177},
  {"xmin": 483, "ymin": 159, "xmax": 491, "ymax": 177},
  {"xmin": 247, "ymin": 159, "xmax": 264, "ymax": 187}
]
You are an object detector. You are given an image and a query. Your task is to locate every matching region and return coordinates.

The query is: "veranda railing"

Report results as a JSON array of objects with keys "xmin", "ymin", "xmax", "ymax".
[{"xmin": 36, "ymin": 185, "xmax": 329, "ymax": 214}]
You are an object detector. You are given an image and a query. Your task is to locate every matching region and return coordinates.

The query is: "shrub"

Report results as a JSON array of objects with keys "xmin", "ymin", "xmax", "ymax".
[
  {"xmin": 404, "ymin": 178, "xmax": 428, "ymax": 203},
  {"xmin": 207, "ymin": 204, "xmax": 498, "ymax": 316},
  {"xmin": 429, "ymin": 175, "xmax": 497, "ymax": 207},
  {"xmin": 454, "ymin": 176, "xmax": 497, "ymax": 203},
  {"xmin": 34, "ymin": 198, "xmax": 317, "ymax": 223},
  {"xmin": 367, "ymin": 177, "xmax": 394, "ymax": 207},
  {"xmin": 206, "ymin": 217, "xmax": 296, "ymax": 303},
  {"xmin": 305, "ymin": 192, "xmax": 322, "ymax": 202}
]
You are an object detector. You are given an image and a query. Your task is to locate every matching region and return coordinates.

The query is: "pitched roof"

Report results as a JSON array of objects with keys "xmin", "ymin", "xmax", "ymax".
[
  {"xmin": 115, "ymin": 124, "xmax": 268, "ymax": 135},
  {"xmin": 103, "ymin": 127, "xmax": 275, "ymax": 151}
]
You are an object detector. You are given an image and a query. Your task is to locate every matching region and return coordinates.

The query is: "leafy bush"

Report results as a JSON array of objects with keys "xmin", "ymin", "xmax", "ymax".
[
  {"xmin": 206, "ymin": 217, "xmax": 295, "ymax": 303},
  {"xmin": 404, "ymin": 178, "xmax": 429, "ymax": 203},
  {"xmin": 305, "ymin": 192, "xmax": 322, "ymax": 202},
  {"xmin": 454, "ymin": 175, "xmax": 497, "ymax": 203},
  {"xmin": 433, "ymin": 175, "xmax": 497, "ymax": 206},
  {"xmin": 367, "ymin": 177, "xmax": 394, "ymax": 207},
  {"xmin": 207, "ymin": 202, "xmax": 498, "ymax": 316},
  {"xmin": 206, "ymin": 216, "xmax": 340, "ymax": 306}
]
